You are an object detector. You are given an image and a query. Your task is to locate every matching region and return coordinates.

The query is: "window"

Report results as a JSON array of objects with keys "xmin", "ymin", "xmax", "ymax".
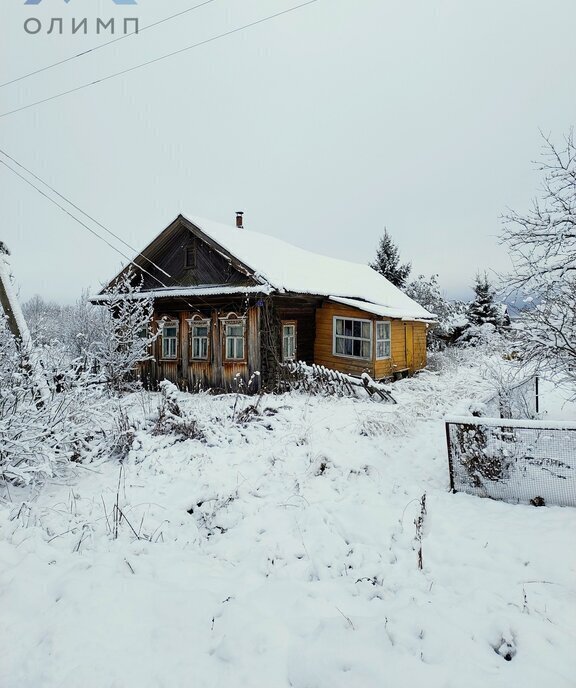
[
  {"xmin": 159, "ymin": 321, "xmax": 179, "ymax": 359},
  {"xmin": 282, "ymin": 322, "xmax": 297, "ymax": 361},
  {"xmin": 222, "ymin": 315, "xmax": 246, "ymax": 361},
  {"xmin": 333, "ymin": 317, "xmax": 372, "ymax": 359},
  {"xmin": 375, "ymin": 321, "xmax": 391, "ymax": 359},
  {"xmin": 184, "ymin": 244, "xmax": 196, "ymax": 269},
  {"xmin": 188, "ymin": 317, "xmax": 210, "ymax": 360}
]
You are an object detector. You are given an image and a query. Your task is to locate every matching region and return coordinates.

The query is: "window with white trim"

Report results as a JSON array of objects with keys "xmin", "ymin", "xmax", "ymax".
[
  {"xmin": 223, "ymin": 316, "xmax": 246, "ymax": 361},
  {"xmin": 333, "ymin": 317, "xmax": 372, "ymax": 359},
  {"xmin": 282, "ymin": 322, "xmax": 297, "ymax": 361},
  {"xmin": 159, "ymin": 321, "xmax": 179, "ymax": 359},
  {"xmin": 375, "ymin": 321, "xmax": 391, "ymax": 359},
  {"xmin": 188, "ymin": 316, "xmax": 210, "ymax": 360}
]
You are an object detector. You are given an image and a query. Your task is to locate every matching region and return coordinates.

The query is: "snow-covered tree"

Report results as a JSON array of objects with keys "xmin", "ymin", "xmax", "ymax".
[
  {"xmin": 405, "ymin": 274, "xmax": 451, "ymax": 347},
  {"xmin": 92, "ymin": 270, "xmax": 157, "ymax": 392},
  {"xmin": 63, "ymin": 290, "xmax": 105, "ymax": 361},
  {"xmin": 22, "ymin": 295, "xmax": 62, "ymax": 346},
  {"xmin": 369, "ymin": 229, "xmax": 411, "ymax": 288},
  {"xmin": 467, "ymin": 273, "xmax": 501, "ymax": 327},
  {"xmin": 501, "ymin": 131, "xmax": 576, "ymax": 390}
]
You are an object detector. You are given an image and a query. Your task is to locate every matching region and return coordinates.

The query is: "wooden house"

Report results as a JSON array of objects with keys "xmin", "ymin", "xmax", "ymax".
[{"xmin": 94, "ymin": 213, "xmax": 435, "ymax": 390}]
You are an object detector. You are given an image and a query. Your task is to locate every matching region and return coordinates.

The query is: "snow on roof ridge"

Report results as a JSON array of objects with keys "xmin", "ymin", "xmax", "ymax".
[{"xmin": 183, "ymin": 213, "xmax": 434, "ymax": 321}]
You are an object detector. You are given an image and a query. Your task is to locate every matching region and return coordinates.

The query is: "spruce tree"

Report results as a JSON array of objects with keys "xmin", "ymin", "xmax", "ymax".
[
  {"xmin": 467, "ymin": 273, "xmax": 501, "ymax": 327},
  {"xmin": 369, "ymin": 229, "xmax": 411, "ymax": 288}
]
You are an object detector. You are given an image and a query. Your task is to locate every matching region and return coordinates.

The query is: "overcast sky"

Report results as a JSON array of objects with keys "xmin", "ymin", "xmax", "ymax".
[{"xmin": 1, "ymin": 0, "xmax": 575, "ymax": 304}]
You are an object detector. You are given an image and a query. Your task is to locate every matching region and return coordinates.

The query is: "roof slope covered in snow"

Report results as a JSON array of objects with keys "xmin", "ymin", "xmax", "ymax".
[{"xmin": 183, "ymin": 214, "xmax": 434, "ymax": 321}]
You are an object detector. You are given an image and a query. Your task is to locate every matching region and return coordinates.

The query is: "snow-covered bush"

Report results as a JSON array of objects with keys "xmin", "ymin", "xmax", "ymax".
[
  {"xmin": 154, "ymin": 381, "xmax": 204, "ymax": 440},
  {"xmin": 457, "ymin": 323, "xmax": 504, "ymax": 349},
  {"xmin": 92, "ymin": 270, "xmax": 158, "ymax": 393},
  {"xmin": 0, "ymin": 318, "xmax": 111, "ymax": 484}
]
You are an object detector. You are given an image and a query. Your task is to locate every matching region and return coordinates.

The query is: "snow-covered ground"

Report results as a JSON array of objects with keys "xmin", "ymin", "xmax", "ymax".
[{"xmin": 1, "ymin": 352, "xmax": 575, "ymax": 688}]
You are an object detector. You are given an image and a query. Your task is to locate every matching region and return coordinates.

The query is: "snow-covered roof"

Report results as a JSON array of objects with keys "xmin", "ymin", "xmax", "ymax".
[
  {"xmin": 329, "ymin": 296, "xmax": 436, "ymax": 323},
  {"xmin": 182, "ymin": 214, "xmax": 435, "ymax": 321},
  {"xmin": 94, "ymin": 285, "xmax": 271, "ymax": 302}
]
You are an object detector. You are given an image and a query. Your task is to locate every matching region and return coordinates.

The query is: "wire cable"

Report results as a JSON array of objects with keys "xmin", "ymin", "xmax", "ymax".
[
  {"xmin": 0, "ymin": 153, "xmax": 262, "ymax": 313},
  {"xmin": 0, "ymin": 0, "xmax": 319, "ymax": 119},
  {"xmin": 0, "ymin": 0, "xmax": 217, "ymax": 89},
  {"xmin": 0, "ymin": 146, "xmax": 170, "ymax": 279},
  {"xmin": 0, "ymin": 156, "xmax": 165, "ymax": 288}
]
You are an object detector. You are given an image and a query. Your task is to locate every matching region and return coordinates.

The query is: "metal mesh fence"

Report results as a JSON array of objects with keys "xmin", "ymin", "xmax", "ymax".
[
  {"xmin": 446, "ymin": 418, "xmax": 576, "ymax": 507},
  {"xmin": 480, "ymin": 376, "xmax": 539, "ymax": 419}
]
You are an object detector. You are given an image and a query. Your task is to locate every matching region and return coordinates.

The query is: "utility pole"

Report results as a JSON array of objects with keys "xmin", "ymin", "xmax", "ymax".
[{"xmin": 0, "ymin": 243, "xmax": 51, "ymax": 405}]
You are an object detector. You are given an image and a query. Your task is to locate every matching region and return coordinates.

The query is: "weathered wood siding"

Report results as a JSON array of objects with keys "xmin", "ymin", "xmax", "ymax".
[
  {"xmin": 139, "ymin": 224, "xmax": 254, "ymax": 291},
  {"xmin": 274, "ymin": 298, "xmax": 317, "ymax": 364},
  {"xmin": 143, "ymin": 297, "xmax": 427, "ymax": 390},
  {"xmin": 147, "ymin": 299, "xmax": 261, "ymax": 391},
  {"xmin": 314, "ymin": 301, "xmax": 428, "ymax": 379},
  {"xmin": 257, "ymin": 296, "xmax": 320, "ymax": 386}
]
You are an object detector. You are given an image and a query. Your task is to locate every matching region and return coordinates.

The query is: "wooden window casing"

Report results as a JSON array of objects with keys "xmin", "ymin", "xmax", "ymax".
[
  {"xmin": 220, "ymin": 313, "xmax": 247, "ymax": 362},
  {"xmin": 187, "ymin": 315, "xmax": 210, "ymax": 361},
  {"xmin": 282, "ymin": 321, "xmax": 297, "ymax": 361},
  {"xmin": 333, "ymin": 316, "xmax": 372, "ymax": 360},
  {"xmin": 184, "ymin": 244, "xmax": 196, "ymax": 269},
  {"xmin": 158, "ymin": 320, "xmax": 179, "ymax": 360},
  {"xmin": 375, "ymin": 321, "xmax": 391, "ymax": 360}
]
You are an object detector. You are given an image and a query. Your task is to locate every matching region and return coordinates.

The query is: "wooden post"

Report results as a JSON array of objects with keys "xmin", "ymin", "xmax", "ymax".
[
  {"xmin": 445, "ymin": 422, "xmax": 456, "ymax": 493},
  {"xmin": 0, "ymin": 245, "xmax": 51, "ymax": 405},
  {"xmin": 0, "ymin": 245, "xmax": 22, "ymax": 341}
]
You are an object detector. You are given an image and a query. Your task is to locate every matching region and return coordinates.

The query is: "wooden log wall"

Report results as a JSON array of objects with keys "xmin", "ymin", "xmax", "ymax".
[{"xmin": 148, "ymin": 299, "xmax": 261, "ymax": 391}]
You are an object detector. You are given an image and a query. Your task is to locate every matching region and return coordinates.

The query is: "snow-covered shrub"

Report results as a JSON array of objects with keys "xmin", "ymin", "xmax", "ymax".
[
  {"xmin": 456, "ymin": 424, "xmax": 512, "ymax": 487},
  {"xmin": 357, "ymin": 411, "xmax": 410, "ymax": 437},
  {"xmin": 0, "ymin": 318, "xmax": 113, "ymax": 485},
  {"xmin": 91, "ymin": 270, "xmax": 158, "ymax": 393},
  {"xmin": 154, "ymin": 381, "xmax": 204, "ymax": 440},
  {"xmin": 456, "ymin": 323, "xmax": 509, "ymax": 353}
]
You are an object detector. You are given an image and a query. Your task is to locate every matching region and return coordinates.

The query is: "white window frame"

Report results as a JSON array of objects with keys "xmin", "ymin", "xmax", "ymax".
[
  {"xmin": 157, "ymin": 319, "xmax": 179, "ymax": 360},
  {"xmin": 282, "ymin": 321, "xmax": 297, "ymax": 362},
  {"xmin": 219, "ymin": 313, "xmax": 246, "ymax": 362},
  {"xmin": 187, "ymin": 316, "xmax": 210, "ymax": 361},
  {"xmin": 332, "ymin": 316, "xmax": 372, "ymax": 360},
  {"xmin": 375, "ymin": 321, "xmax": 391, "ymax": 360}
]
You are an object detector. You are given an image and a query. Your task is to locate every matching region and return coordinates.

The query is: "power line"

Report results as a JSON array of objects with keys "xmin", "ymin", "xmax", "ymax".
[
  {"xmin": 0, "ymin": 0, "xmax": 217, "ymax": 89},
  {"xmin": 0, "ymin": 0, "xmax": 319, "ymax": 119},
  {"xmin": 0, "ymin": 152, "xmax": 259, "ymax": 313},
  {"xmin": 0, "ymin": 156, "xmax": 165, "ymax": 289},
  {"xmin": 0, "ymin": 146, "xmax": 170, "ymax": 279}
]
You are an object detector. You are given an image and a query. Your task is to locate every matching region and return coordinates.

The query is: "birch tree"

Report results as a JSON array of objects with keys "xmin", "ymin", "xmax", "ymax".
[{"xmin": 501, "ymin": 131, "xmax": 576, "ymax": 389}]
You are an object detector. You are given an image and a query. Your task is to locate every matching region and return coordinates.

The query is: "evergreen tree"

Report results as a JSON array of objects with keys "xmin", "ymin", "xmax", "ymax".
[
  {"xmin": 467, "ymin": 273, "xmax": 501, "ymax": 327},
  {"xmin": 369, "ymin": 229, "xmax": 411, "ymax": 288}
]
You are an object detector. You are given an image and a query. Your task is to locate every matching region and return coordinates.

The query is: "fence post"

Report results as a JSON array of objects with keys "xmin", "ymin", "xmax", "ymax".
[
  {"xmin": 445, "ymin": 422, "xmax": 456, "ymax": 492},
  {"xmin": 535, "ymin": 376, "xmax": 540, "ymax": 415}
]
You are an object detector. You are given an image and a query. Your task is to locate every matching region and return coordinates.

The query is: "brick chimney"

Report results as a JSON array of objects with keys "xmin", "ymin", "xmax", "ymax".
[{"xmin": 236, "ymin": 211, "xmax": 244, "ymax": 229}]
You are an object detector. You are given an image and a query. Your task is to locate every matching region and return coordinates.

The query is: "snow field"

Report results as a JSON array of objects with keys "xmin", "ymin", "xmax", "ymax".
[{"xmin": 0, "ymin": 354, "xmax": 574, "ymax": 688}]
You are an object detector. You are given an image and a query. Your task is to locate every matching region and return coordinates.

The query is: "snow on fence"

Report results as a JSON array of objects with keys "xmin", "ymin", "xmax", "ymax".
[
  {"xmin": 478, "ymin": 375, "xmax": 539, "ymax": 419},
  {"xmin": 445, "ymin": 416, "xmax": 576, "ymax": 507},
  {"xmin": 279, "ymin": 361, "xmax": 396, "ymax": 403}
]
